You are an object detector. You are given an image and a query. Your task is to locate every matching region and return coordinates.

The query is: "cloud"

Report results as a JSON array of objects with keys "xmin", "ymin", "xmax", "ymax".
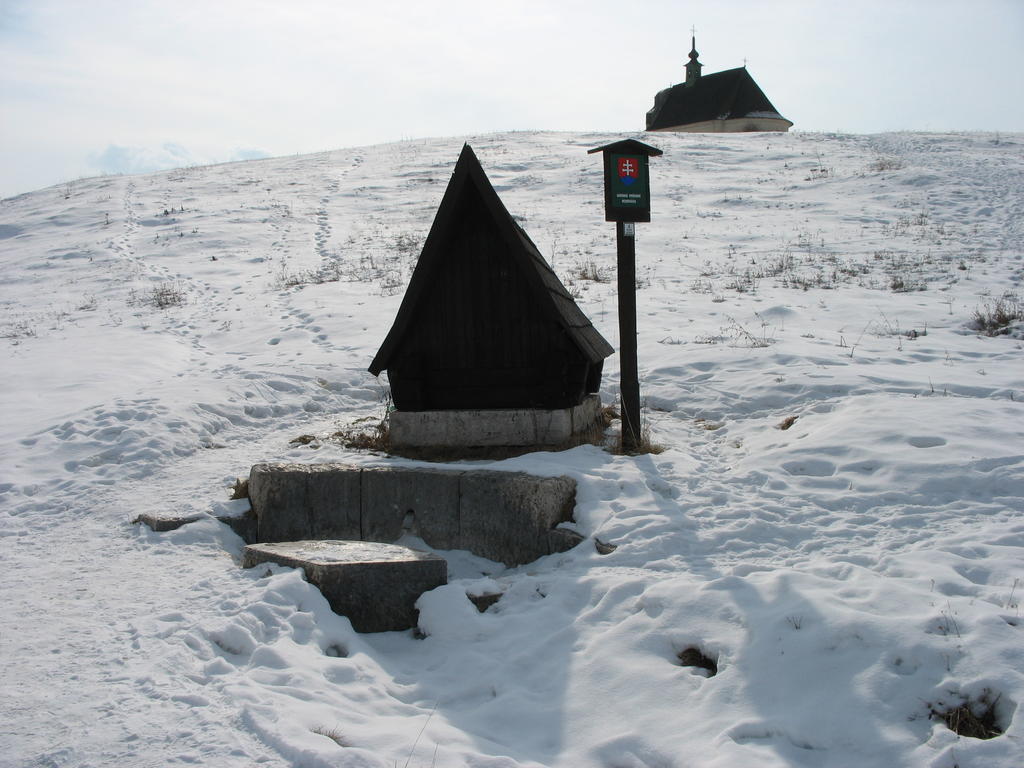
[{"xmin": 89, "ymin": 142, "xmax": 269, "ymax": 176}]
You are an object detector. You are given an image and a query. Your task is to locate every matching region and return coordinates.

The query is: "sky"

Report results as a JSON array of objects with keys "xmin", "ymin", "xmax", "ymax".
[{"xmin": 2, "ymin": 0, "xmax": 1022, "ymax": 199}]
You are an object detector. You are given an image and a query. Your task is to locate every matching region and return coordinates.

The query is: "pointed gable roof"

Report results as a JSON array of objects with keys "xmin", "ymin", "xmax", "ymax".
[
  {"xmin": 646, "ymin": 66, "xmax": 792, "ymax": 130},
  {"xmin": 368, "ymin": 144, "xmax": 613, "ymax": 377}
]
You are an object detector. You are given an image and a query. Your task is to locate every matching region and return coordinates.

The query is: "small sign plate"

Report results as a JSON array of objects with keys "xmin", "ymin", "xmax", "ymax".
[
  {"xmin": 600, "ymin": 152, "xmax": 652, "ymax": 222},
  {"xmin": 623, "ymin": 222, "xmax": 635, "ymax": 237}
]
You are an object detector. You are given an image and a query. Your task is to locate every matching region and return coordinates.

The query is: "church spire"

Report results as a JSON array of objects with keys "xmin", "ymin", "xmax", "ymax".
[{"xmin": 685, "ymin": 32, "xmax": 702, "ymax": 86}]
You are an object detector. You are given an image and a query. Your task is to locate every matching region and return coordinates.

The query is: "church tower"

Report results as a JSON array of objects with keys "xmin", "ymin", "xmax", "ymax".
[{"xmin": 685, "ymin": 35, "xmax": 702, "ymax": 87}]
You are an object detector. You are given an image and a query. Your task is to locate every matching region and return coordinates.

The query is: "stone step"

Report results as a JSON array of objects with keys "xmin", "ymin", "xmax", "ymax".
[
  {"xmin": 135, "ymin": 498, "xmax": 257, "ymax": 542},
  {"xmin": 241, "ymin": 540, "xmax": 447, "ymax": 633}
]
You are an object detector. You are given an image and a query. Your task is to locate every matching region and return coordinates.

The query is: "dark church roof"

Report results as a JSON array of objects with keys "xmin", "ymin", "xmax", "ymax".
[
  {"xmin": 647, "ymin": 66, "xmax": 790, "ymax": 130},
  {"xmin": 646, "ymin": 38, "xmax": 791, "ymax": 131},
  {"xmin": 369, "ymin": 145, "xmax": 613, "ymax": 379}
]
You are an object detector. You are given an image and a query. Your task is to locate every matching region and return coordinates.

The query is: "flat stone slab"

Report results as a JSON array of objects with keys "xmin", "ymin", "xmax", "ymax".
[
  {"xmin": 389, "ymin": 393, "xmax": 602, "ymax": 449},
  {"xmin": 135, "ymin": 512, "xmax": 203, "ymax": 532},
  {"xmin": 135, "ymin": 499, "xmax": 257, "ymax": 542},
  {"xmin": 242, "ymin": 540, "xmax": 447, "ymax": 633}
]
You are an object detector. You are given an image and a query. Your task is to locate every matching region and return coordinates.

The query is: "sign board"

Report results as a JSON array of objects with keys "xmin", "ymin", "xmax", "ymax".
[
  {"xmin": 588, "ymin": 140, "xmax": 662, "ymax": 223},
  {"xmin": 608, "ymin": 153, "xmax": 649, "ymax": 218}
]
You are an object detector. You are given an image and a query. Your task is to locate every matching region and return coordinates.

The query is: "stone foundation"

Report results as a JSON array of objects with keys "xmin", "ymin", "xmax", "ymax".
[
  {"xmin": 388, "ymin": 394, "xmax": 603, "ymax": 451},
  {"xmin": 248, "ymin": 464, "xmax": 579, "ymax": 566}
]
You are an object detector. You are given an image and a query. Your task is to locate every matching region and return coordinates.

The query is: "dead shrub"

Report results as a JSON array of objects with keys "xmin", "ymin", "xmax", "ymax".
[
  {"xmin": 610, "ymin": 422, "xmax": 665, "ymax": 456},
  {"xmin": 130, "ymin": 282, "xmax": 187, "ymax": 309},
  {"xmin": 330, "ymin": 419, "xmax": 390, "ymax": 452},
  {"xmin": 970, "ymin": 294, "xmax": 1022, "ymax": 336},
  {"xmin": 929, "ymin": 689, "xmax": 1005, "ymax": 739},
  {"xmin": 572, "ymin": 259, "xmax": 611, "ymax": 282},
  {"xmin": 869, "ymin": 156, "xmax": 905, "ymax": 172}
]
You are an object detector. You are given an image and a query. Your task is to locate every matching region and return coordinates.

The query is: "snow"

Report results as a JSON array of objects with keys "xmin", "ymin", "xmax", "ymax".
[{"xmin": 2, "ymin": 130, "xmax": 1023, "ymax": 768}]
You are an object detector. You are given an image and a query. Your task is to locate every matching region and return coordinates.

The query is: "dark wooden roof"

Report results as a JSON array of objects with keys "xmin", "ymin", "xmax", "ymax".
[
  {"xmin": 587, "ymin": 139, "xmax": 663, "ymax": 157},
  {"xmin": 369, "ymin": 144, "xmax": 613, "ymax": 377},
  {"xmin": 646, "ymin": 67, "xmax": 791, "ymax": 130}
]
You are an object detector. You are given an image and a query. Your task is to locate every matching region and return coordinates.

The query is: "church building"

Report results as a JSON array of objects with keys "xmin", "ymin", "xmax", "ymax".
[{"xmin": 646, "ymin": 37, "xmax": 793, "ymax": 133}]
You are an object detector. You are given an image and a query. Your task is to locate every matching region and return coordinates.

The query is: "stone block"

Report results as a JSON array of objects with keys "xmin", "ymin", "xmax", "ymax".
[
  {"xmin": 242, "ymin": 540, "xmax": 447, "ymax": 633},
  {"xmin": 467, "ymin": 592, "xmax": 503, "ymax": 612},
  {"xmin": 134, "ymin": 512, "xmax": 202, "ymax": 532},
  {"xmin": 248, "ymin": 463, "xmax": 360, "ymax": 543},
  {"xmin": 548, "ymin": 527, "xmax": 586, "ymax": 554},
  {"xmin": 134, "ymin": 498, "xmax": 256, "ymax": 542},
  {"xmin": 361, "ymin": 467, "xmax": 461, "ymax": 549},
  {"xmin": 305, "ymin": 464, "xmax": 361, "ymax": 540},
  {"xmin": 249, "ymin": 463, "xmax": 313, "ymax": 541},
  {"xmin": 211, "ymin": 498, "xmax": 258, "ymax": 543},
  {"xmin": 458, "ymin": 471, "xmax": 576, "ymax": 565},
  {"xmin": 221, "ymin": 514, "xmax": 258, "ymax": 543},
  {"xmin": 246, "ymin": 463, "xmax": 579, "ymax": 567}
]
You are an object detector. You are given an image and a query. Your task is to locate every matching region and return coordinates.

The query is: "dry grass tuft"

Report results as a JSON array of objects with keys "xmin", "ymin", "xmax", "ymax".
[
  {"xmin": 695, "ymin": 418, "xmax": 724, "ymax": 431},
  {"xmin": 929, "ymin": 690, "xmax": 1004, "ymax": 739},
  {"xmin": 330, "ymin": 419, "xmax": 390, "ymax": 452},
  {"xmin": 600, "ymin": 404, "xmax": 620, "ymax": 428},
  {"xmin": 130, "ymin": 282, "xmax": 187, "ymax": 309},
  {"xmin": 609, "ymin": 424, "xmax": 666, "ymax": 456},
  {"xmin": 869, "ymin": 155, "xmax": 905, "ymax": 172},
  {"xmin": 572, "ymin": 259, "xmax": 611, "ymax": 283},
  {"xmin": 971, "ymin": 294, "xmax": 1022, "ymax": 336},
  {"xmin": 778, "ymin": 415, "xmax": 798, "ymax": 431},
  {"xmin": 228, "ymin": 477, "xmax": 249, "ymax": 500},
  {"xmin": 311, "ymin": 725, "xmax": 350, "ymax": 747}
]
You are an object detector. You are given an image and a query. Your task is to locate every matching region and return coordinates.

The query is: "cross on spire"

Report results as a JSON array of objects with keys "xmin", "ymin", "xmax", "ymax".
[{"xmin": 685, "ymin": 27, "xmax": 702, "ymax": 86}]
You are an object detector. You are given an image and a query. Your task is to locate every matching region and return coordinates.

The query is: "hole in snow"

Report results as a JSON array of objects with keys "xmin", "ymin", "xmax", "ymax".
[
  {"xmin": 467, "ymin": 592, "xmax": 502, "ymax": 612},
  {"xmin": 677, "ymin": 646, "xmax": 718, "ymax": 677}
]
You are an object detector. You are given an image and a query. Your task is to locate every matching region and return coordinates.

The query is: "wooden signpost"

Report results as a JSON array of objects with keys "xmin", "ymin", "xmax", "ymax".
[{"xmin": 588, "ymin": 139, "xmax": 662, "ymax": 451}]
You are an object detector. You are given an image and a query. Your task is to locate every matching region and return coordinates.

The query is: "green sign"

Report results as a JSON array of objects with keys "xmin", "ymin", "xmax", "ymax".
[
  {"xmin": 599, "ymin": 152, "xmax": 653, "ymax": 222},
  {"xmin": 588, "ymin": 139, "xmax": 661, "ymax": 223}
]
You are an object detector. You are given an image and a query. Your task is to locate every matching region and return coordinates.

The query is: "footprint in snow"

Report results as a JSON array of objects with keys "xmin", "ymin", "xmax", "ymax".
[
  {"xmin": 907, "ymin": 436, "xmax": 946, "ymax": 448},
  {"xmin": 952, "ymin": 564, "xmax": 991, "ymax": 585},
  {"xmin": 781, "ymin": 459, "xmax": 836, "ymax": 477}
]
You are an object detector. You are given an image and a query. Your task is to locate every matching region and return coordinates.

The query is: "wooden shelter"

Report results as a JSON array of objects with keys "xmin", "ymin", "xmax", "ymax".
[{"xmin": 369, "ymin": 144, "xmax": 613, "ymax": 412}]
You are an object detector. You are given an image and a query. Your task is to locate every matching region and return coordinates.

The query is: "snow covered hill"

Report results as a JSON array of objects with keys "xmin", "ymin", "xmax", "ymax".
[{"xmin": 1, "ymin": 130, "xmax": 1022, "ymax": 768}]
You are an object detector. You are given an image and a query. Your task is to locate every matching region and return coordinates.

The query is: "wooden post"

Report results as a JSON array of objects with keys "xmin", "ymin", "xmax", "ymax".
[
  {"xmin": 616, "ymin": 221, "xmax": 640, "ymax": 451},
  {"xmin": 587, "ymin": 139, "xmax": 661, "ymax": 453}
]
